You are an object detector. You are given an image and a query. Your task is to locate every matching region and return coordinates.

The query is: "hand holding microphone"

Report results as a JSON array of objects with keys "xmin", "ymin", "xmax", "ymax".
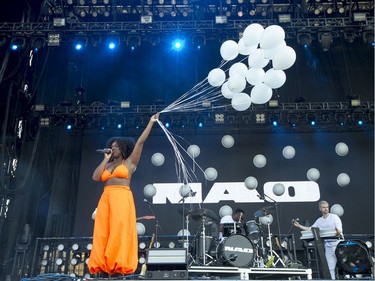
[{"xmin": 96, "ymin": 148, "xmax": 112, "ymax": 154}]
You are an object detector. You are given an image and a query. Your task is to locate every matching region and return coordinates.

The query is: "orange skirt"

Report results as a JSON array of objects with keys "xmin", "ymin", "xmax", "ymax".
[{"xmin": 88, "ymin": 185, "xmax": 138, "ymax": 275}]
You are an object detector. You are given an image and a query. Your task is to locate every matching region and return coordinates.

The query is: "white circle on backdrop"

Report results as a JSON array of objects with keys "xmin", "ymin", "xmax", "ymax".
[
  {"xmin": 330, "ymin": 204, "xmax": 344, "ymax": 217},
  {"xmin": 221, "ymin": 135, "xmax": 235, "ymax": 148},
  {"xmin": 253, "ymin": 154, "xmax": 267, "ymax": 168},
  {"xmin": 136, "ymin": 222, "xmax": 146, "ymax": 235},
  {"xmin": 335, "ymin": 142, "xmax": 349, "ymax": 156},
  {"xmin": 282, "ymin": 146, "xmax": 296, "ymax": 159},
  {"xmin": 273, "ymin": 183, "xmax": 285, "ymax": 196},
  {"xmin": 337, "ymin": 173, "xmax": 350, "ymax": 187},
  {"xmin": 151, "ymin": 152, "xmax": 165, "ymax": 166},
  {"xmin": 143, "ymin": 184, "xmax": 156, "ymax": 198},
  {"xmin": 244, "ymin": 176, "xmax": 258, "ymax": 190},
  {"xmin": 307, "ymin": 168, "xmax": 320, "ymax": 181},
  {"xmin": 187, "ymin": 144, "xmax": 200, "ymax": 158},
  {"xmin": 205, "ymin": 167, "xmax": 218, "ymax": 181},
  {"xmin": 219, "ymin": 205, "xmax": 233, "ymax": 217}
]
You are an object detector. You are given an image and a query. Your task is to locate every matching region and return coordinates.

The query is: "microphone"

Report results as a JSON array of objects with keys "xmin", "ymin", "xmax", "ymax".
[
  {"xmin": 143, "ymin": 199, "xmax": 153, "ymax": 205},
  {"xmin": 291, "ymin": 218, "xmax": 300, "ymax": 223},
  {"xmin": 96, "ymin": 148, "xmax": 112, "ymax": 154}
]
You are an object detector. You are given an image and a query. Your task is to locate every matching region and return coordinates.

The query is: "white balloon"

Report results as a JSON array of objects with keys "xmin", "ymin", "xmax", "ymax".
[
  {"xmin": 272, "ymin": 46, "xmax": 297, "ymax": 70},
  {"xmin": 260, "ymin": 25, "xmax": 286, "ymax": 50},
  {"xmin": 253, "ymin": 154, "xmax": 267, "ymax": 168},
  {"xmin": 179, "ymin": 184, "xmax": 191, "ymax": 197},
  {"xmin": 248, "ymin": 48, "xmax": 269, "ymax": 69},
  {"xmin": 263, "ymin": 69, "xmax": 286, "ymax": 89},
  {"xmin": 151, "ymin": 153, "xmax": 165, "ymax": 166},
  {"xmin": 282, "ymin": 146, "xmax": 296, "ymax": 159},
  {"xmin": 219, "ymin": 205, "xmax": 233, "ymax": 217},
  {"xmin": 263, "ymin": 41, "xmax": 287, "ymax": 60},
  {"xmin": 221, "ymin": 135, "xmax": 235, "ymax": 148},
  {"xmin": 335, "ymin": 142, "xmax": 349, "ymax": 156},
  {"xmin": 205, "ymin": 167, "xmax": 218, "ymax": 181},
  {"xmin": 244, "ymin": 176, "xmax": 258, "ymax": 190},
  {"xmin": 259, "ymin": 214, "xmax": 273, "ymax": 225},
  {"xmin": 143, "ymin": 184, "xmax": 157, "ymax": 198},
  {"xmin": 227, "ymin": 75, "xmax": 247, "ymax": 93},
  {"xmin": 208, "ymin": 68, "xmax": 226, "ymax": 87},
  {"xmin": 245, "ymin": 68, "xmax": 265, "ymax": 86},
  {"xmin": 220, "ymin": 40, "xmax": 239, "ymax": 61},
  {"xmin": 229, "ymin": 62, "xmax": 248, "ymax": 78},
  {"xmin": 250, "ymin": 83, "xmax": 273, "ymax": 104},
  {"xmin": 337, "ymin": 173, "xmax": 350, "ymax": 187},
  {"xmin": 221, "ymin": 82, "xmax": 235, "ymax": 99},
  {"xmin": 177, "ymin": 229, "xmax": 190, "ymax": 237},
  {"xmin": 242, "ymin": 23, "xmax": 264, "ymax": 46},
  {"xmin": 187, "ymin": 144, "xmax": 200, "ymax": 158},
  {"xmin": 273, "ymin": 183, "xmax": 285, "ymax": 196},
  {"xmin": 231, "ymin": 93, "xmax": 251, "ymax": 111},
  {"xmin": 136, "ymin": 222, "xmax": 146, "ymax": 235},
  {"xmin": 238, "ymin": 38, "xmax": 257, "ymax": 56},
  {"xmin": 330, "ymin": 204, "xmax": 344, "ymax": 217},
  {"xmin": 307, "ymin": 168, "xmax": 320, "ymax": 181}
]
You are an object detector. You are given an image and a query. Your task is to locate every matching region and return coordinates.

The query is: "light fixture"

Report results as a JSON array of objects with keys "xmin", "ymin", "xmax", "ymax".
[
  {"xmin": 53, "ymin": 18, "xmax": 66, "ymax": 27},
  {"xmin": 278, "ymin": 14, "xmax": 291, "ymax": 23},
  {"xmin": 287, "ymin": 114, "xmax": 298, "ymax": 127},
  {"xmin": 335, "ymin": 113, "xmax": 346, "ymax": 126},
  {"xmin": 47, "ymin": 32, "xmax": 61, "ymax": 46},
  {"xmin": 352, "ymin": 113, "xmax": 364, "ymax": 126},
  {"xmin": 215, "ymin": 113, "xmax": 225, "ymax": 124},
  {"xmin": 127, "ymin": 35, "xmax": 141, "ymax": 51},
  {"xmin": 268, "ymin": 100, "xmax": 279, "ymax": 108},
  {"xmin": 141, "ymin": 15, "xmax": 153, "ymax": 24},
  {"xmin": 335, "ymin": 240, "xmax": 372, "ymax": 275},
  {"xmin": 269, "ymin": 114, "xmax": 279, "ymax": 127},
  {"xmin": 215, "ymin": 15, "xmax": 227, "ymax": 24},
  {"xmin": 73, "ymin": 35, "xmax": 88, "ymax": 50},
  {"xmin": 319, "ymin": 32, "xmax": 333, "ymax": 51},
  {"xmin": 362, "ymin": 30, "xmax": 374, "ymax": 47},
  {"xmin": 297, "ymin": 33, "xmax": 312, "ymax": 48},
  {"xmin": 10, "ymin": 36, "xmax": 26, "ymax": 51},
  {"xmin": 306, "ymin": 114, "xmax": 317, "ymax": 126},
  {"xmin": 256, "ymin": 113, "xmax": 266, "ymax": 124},
  {"xmin": 196, "ymin": 116, "xmax": 206, "ymax": 128},
  {"xmin": 350, "ymin": 97, "xmax": 361, "ymax": 107},
  {"xmin": 192, "ymin": 35, "xmax": 206, "ymax": 49},
  {"xmin": 353, "ymin": 12, "xmax": 367, "ymax": 22},
  {"xmin": 121, "ymin": 101, "xmax": 130, "ymax": 108},
  {"xmin": 31, "ymin": 36, "xmax": 46, "ymax": 51},
  {"xmin": 40, "ymin": 117, "xmax": 50, "ymax": 127}
]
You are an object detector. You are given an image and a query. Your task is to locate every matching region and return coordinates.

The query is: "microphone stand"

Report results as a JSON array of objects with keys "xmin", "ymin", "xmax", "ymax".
[
  {"xmin": 263, "ymin": 193, "xmax": 286, "ymax": 264},
  {"xmin": 146, "ymin": 203, "xmax": 162, "ymax": 247}
]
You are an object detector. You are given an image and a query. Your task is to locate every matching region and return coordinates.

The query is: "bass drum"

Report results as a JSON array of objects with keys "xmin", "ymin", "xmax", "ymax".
[{"xmin": 216, "ymin": 234, "xmax": 254, "ymax": 267}]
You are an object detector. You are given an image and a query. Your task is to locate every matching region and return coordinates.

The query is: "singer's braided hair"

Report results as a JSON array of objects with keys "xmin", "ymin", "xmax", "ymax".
[{"xmin": 106, "ymin": 137, "xmax": 135, "ymax": 161}]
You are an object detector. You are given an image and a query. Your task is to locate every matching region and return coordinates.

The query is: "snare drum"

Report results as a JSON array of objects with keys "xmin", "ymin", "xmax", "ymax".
[
  {"xmin": 196, "ymin": 235, "xmax": 214, "ymax": 258},
  {"xmin": 216, "ymin": 234, "xmax": 254, "ymax": 267},
  {"xmin": 222, "ymin": 223, "xmax": 242, "ymax": 237}
]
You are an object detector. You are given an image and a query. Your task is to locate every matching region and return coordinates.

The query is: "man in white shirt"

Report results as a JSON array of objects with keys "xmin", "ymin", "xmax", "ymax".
[
  {"xmin": 218, "ymin": 208, "xmax": 245, "ymax": 241},
  {"xmin": 293, "ymin": 200, "xmax": 343, "ymax": 279}
]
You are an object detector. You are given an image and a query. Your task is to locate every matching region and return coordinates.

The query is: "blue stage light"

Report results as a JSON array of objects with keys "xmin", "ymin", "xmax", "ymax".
[
  {"xmin": 117, "ymin": 124, "xmax": 122, "ymax": 129},
  {"xmin": 172, "ymin": 39, "xmax": 184, "ymax": 51},
  {"xmin": 66, "ymin": 124, "xmax": 72, "ymax": 130}
]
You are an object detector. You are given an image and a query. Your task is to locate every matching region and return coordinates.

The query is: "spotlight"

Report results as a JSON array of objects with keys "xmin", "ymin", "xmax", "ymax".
[
  {"xmin": 10, "ymin": 37, "xmax": 26, "ymax": 51},
  {"xmin": 287, "ymin": 114, "xmax": 298, "ymax": 127},
  {"xmin": 335, "ymin": 113, "xmax": 346, "ymax": 126},
  {"xmin": 306, "ymin": 114, "xmax": 317, "ymax": 126},
  {"xmin": 172, "ymin": 39, "xmax": 184, "ymax": 51},
  {"xmin": 106, "ymin": 35, "xmax": 120, "ymax": 50},
  {"xmin": 362, "ymin": 30, "xmax": 374, "ymax": 47},
  {"xmin": 196, "ymin": 116, "xmax": 205, "ymax": 128},
  {"xmin": 335, "ymin": 240, "xmax": 372, "ymax": 275},
  {"xmin": 352, "ymin": 113, "xmax": 364, "ymax": 126},
  {"xmin": 127, "ymin": 35, "xmax": 141, "ymax": 51},
  {"xmin": 349, "ymin": 97, "xmax": 361, "ymax": 107},
  {"xmin": 353, "ymin": 12, "xmax": 367, "ymax": 22},
  {"xmin": 31, "ymin": 37, "xmax": 46, "ymax": 52},
  {"xmin": 73, "ymin": 36, "xmax": 88, "ymax": 51},
  {"xmin": 297, "ymin": 33, "xmax": 312, "ymax": 48},
  {"xmin": 192, "ymin": 35, "xmax": 206, "ymax": 50},
  {"xmin": 47, "ymin": 32, "xmax": 61, "ymax": 46},
  {"xmin": 319, "ymin": 32, "xmax": 333, "ymax": 51},
  {"xmin": 215, "ymin": 15, "xmax": 227, "ymax": 24},
  {"xmin": 255, "ymin": 113, "xmax": 266, "ymax": 124},
  {"xmin": 269, "ymin": 114, "xmax": 279, "ymax": 127},
  {"xmin": 278, "ymin": 14, "xmax": 291, "ymax": 23},
  {"xmin": 178, "ymin": 115, "xmax": 189, "ymax": 128}
]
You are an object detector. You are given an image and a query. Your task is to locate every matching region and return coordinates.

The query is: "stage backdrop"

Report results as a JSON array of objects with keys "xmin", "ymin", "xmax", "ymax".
[{"xmin": 74, "ymin": 129, "xmax": 374, "ymax": 248}]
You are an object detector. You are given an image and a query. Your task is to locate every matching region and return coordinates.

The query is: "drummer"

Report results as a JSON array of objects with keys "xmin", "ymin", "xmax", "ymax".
[{"xmin": 218, "ymin": 208, "xmax": 245, "ymax": 241}]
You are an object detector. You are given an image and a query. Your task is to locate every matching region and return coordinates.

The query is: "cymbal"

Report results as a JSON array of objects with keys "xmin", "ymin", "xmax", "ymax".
[
  {"xmin": 190, "ymin": 208, "xmax": 218, "ymax": 223},
  {"xmin": 254, "ymin": 206, "xmax": 275, "ymax": 217}
]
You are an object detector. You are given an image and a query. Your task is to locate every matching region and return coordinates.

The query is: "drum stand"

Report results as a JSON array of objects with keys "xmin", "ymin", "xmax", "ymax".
[
  {"xmin": 265, "ymin": 220, "xmax": 286, "ymax": 268},
  {"xmin": 199, "ymin": 215, "xmax": 214, "ymax": 266}
]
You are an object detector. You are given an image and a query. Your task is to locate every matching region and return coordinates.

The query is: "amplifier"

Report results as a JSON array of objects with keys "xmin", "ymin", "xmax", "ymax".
[
  {"xmin": 146, "ymin": 270, "xmax": 188, "ymax": 280},
  {"xmin": 146, "ymin": 248, "xmax": 187, "ymax": 271}
]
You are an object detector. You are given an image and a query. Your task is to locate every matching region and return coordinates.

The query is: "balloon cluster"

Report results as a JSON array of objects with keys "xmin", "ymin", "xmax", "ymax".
[{"xmin": 207, "ymin": 23, "xmax": 296, "ymax": 111}]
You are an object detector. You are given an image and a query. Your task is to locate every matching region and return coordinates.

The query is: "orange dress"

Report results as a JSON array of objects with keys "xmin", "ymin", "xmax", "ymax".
[{"xmin": 88, "ymin": 163, "xmax": 138, "ymax": 275}]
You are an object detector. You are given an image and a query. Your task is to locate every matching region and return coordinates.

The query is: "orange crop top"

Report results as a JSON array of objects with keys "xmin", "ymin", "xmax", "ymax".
[{"xmin": 101, "ymin": 160, "xmax": 129, "ymax": 182}]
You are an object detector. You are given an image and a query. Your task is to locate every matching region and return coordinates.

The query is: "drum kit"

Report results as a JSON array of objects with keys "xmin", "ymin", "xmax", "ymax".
[{"xmin": 180, "ymin": 206, "xmax": 287, "ymax": 268}]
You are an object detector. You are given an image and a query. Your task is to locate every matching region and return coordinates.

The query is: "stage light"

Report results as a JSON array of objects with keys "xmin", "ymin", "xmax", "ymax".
[
  {"xmin": 133, "ymin": 116, "xmax": 143, "ymax": 129},
  {"xmin": 278, "ymin": 14, "xmax": 291, "ymax": 23},
  {"xmin": 31, "ymin": 37, "xmax": 46, "ymax": 52},
  {"xmin": 215, "ymin": 113, "xmax": 225, "ymax": 124},
  {"xmin": 256, "ymin": 113, "xmax": 266, "ymax": 124},
  {"xmin": 141, "ymin": 15, "xmax": 153, "ymax": 24},
  {"xmin": 307, "ymin": 114, "xmax": 317, "ymax": 126},
  {"xmin": 73, "ymin": 36, "xmax": 88, "ymax": 51},
  {"xmin": 297, "ymin": 33, "xmax": 312, "ymax": 48},
  {"xmin": 287, "ymin": 114, "xmax": 298, "ymax": 127},
  {"xmin": 196, "ymin": 116, "xmax": 205, "ymax": 128},
  {"xmin": 106, "ymin": 35, "xmax": 120, "ymax": 50},
  {"xmin": 353, "ymin": 12, "xmax": 367, "ymax": 22},
  {"xmin": 352, "ymin": 113, "xmax": 364, "ymax": 126},
  {"xmin": 335, "ymin": 113, "xmax": 346, "ymax": 126},
  {"xmin": 268, "ymin": 100, "xmax": 279, "ymax": 108},
  {"xmin": 172, "ymin": 39, "xmax": 184, "ymax": 51},
  {"xmin": 336, "ymin": 240, "xmax": 372, "ymax": 275},
  {"xmin": 127, "ymin": 35, "xmax": 141, "ymax": 51},
  {"xmin": 192, "ymin": 35, "xmax": 206, "ymax": 50},
  {"xmin": 215, "ymin": 15, "xmax": 227, "ymax": 24},
  {"xmin": 178, "ymin": 116, "xmax": 189, "ymax": 128},
  {"xmin": 319, "ymin": 32, "xmax": 333, "ymax": 51},
  {"xmin": 269, "ymin": 114, "xmax": 279, "ymax": 127},
  {"xmin": 350, "ymin": 97, "xmax": 361, "ymax": 107},
  {"xmin": 362, "ymin": 30, "xmax": 374, "ymax": 47},
  {"xmin": 47, "ymin": 32, "xmax": 61, "ymax": 46},
  {"xmin": 10, "ymin": 37, "xmax": 26, "ymax": 51}
]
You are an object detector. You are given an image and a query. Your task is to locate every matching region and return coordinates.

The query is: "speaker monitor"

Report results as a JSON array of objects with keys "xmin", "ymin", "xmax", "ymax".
[{"xmin": 147, "ymin": 248, "xmax": 187, "ymax": 271}]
